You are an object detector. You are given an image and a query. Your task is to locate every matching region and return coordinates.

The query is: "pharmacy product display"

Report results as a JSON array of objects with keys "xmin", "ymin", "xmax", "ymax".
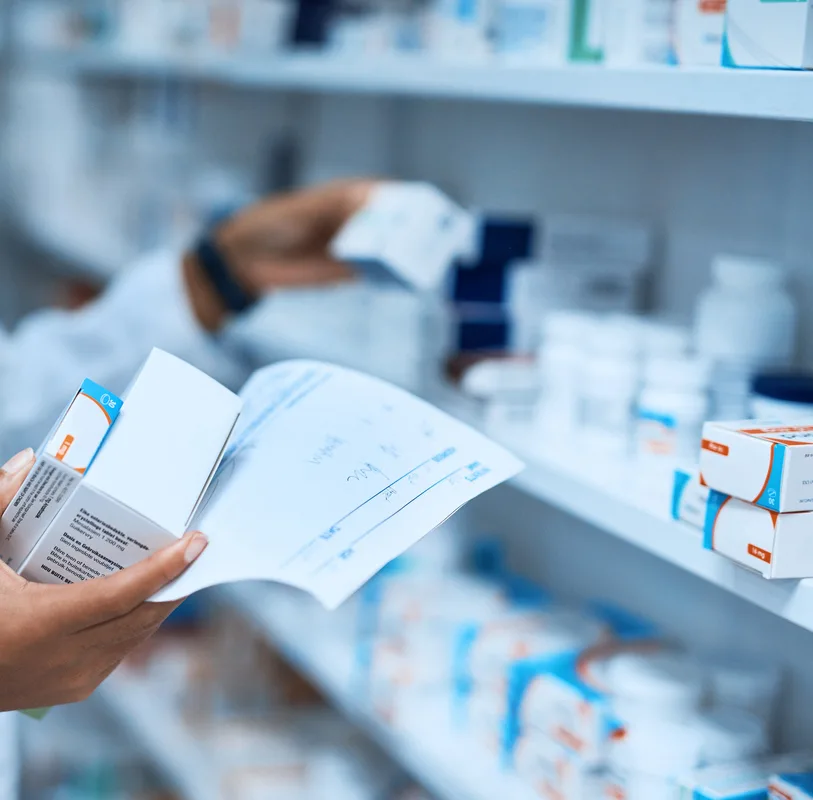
[
  {"xmin": 224, "ymin": 531, "xmax": 793, "ymax": 800},
  {"xmin": 19, "ymin": 0, "xmax": 813, "ymax": 71}
]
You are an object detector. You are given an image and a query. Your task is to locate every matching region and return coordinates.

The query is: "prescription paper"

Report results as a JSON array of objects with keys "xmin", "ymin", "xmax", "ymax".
[{"xmin": 152, "ymin": 361, "xmax": 524, "ymax": 608}]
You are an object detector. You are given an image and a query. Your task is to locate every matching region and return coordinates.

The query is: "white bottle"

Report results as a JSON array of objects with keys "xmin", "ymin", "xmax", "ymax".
[
  {"xmin": 579, "ymin": 316, "xmax": 642, "ymax": 456},
  {"xmin": 534, "ymin": 310, "xmax": 598, "ymax": 444},
  {"xmin": 636, "ymin": 356, "xmax": 710, "ymax": 463},
  {"xmin": 694, "ymin": 255, "xmax": 797, "ymax": 419}
]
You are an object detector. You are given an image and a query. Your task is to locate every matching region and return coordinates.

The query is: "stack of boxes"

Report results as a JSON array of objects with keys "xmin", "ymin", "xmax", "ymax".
[{"xmin": 673, "ymin": 421, "xmax": 813, "ymax": 579}]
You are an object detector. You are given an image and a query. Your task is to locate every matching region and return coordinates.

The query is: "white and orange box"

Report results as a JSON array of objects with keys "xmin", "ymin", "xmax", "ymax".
[
  {"xmin": 703, "ymin": 489, "xmax": 813, "ymax": 579},
  {"xmin": 699, "ymin": 420, "xmax": 813, "ymax": 513},
  {"xmin": 0, "ymin": 379, "xmax": 123, "ymax": 571},
  {"xmin": 3, "ymin": 349, "xmax": 242, "ymax": 586}
]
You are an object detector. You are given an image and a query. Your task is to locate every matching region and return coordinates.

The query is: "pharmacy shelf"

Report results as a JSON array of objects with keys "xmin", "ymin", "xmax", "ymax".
[
  {"xmin": 23, "ymin": 47, "xmax": 813, "ymax": 122},
  {"xmin": 490, "ymin": 424, "xmax": 813, "ymax": 635},
  {"xmin": 221, "ymin": 582, "xmax": 538, "ymax": 800},
  {"xmin": 96, "ymin": 676, "xmax": 220, "ymax": 800}
]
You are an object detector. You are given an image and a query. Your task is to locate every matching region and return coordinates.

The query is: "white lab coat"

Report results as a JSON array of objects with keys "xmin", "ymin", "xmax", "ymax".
[{"xmin": 0, "ymin": 249, "xmax": 253, "ymax": 798}]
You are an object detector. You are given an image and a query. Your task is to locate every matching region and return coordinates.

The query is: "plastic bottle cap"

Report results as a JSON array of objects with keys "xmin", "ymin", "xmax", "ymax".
[
  {"xmin": 606, "ymin": 652, "xmax": 706, "ymax": 710},
  {"xmin": 644, "ymin": 357, "xmax": 711, "ymax": 391},
  {"xmin": 712, "ymin": 254, "xmax": 786, "ymax": 291}
]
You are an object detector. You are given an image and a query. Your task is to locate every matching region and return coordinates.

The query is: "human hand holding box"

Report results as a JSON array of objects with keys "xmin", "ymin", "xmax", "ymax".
[{"xmin": 3, "ymin": 349, "xmax": 523, "ymax": 610}]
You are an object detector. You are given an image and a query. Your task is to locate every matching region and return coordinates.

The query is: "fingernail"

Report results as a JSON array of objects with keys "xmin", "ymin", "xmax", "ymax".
[
  {"xmin": 183, "ymin": 533, "xmax": 208, "ymax": 564},
  {"xmin": 1, "ymin": 448, "xmax": 34, "ymax": 477}
]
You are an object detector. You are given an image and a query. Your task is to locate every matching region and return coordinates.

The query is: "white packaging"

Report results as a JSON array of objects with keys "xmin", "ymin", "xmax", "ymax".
[
  {"xmin": 699, "ymin": 420, "xmax": 813, "ymax": 512},
  {"xmin": 330, "ymin": 182, "xmax": 475, "ymax": 293},
  {"xmin": 0, "ymin": 379, "xmax": 123, "ymax": 571},
  {"xmin": 706, "ymin": 655, "xmax": 782, "ymax": 726},
  {"xmin": 671, "ymin": 467, "xmax": 711, "ymax": 529},
  {"xmin": 605, "ymin": 651, "xmax": 707, "ymax": 724},
  {"xmin": 515, "ymin": 736, "xmax": 602, "ymax": 799},
  {"xmin": 603, "ymin": 0, "xmax": 674, "ymax": 66},
  {"xmin": 723, "ymin": 0, "xmax": 813, "ymax": 69},
  {"xmin": 703, "ymin": 489, "xmax": 813, "ymax": 579},
  {"xmin": 534, "ymin": 310, "xmax": 597, "ymax": 441},
  {"xmin": 18, "ymin": 349, "xmax": 241, "ymax": 585},
  {"xmin": 426, "ymin": 0, "xmax": 494, "ymax": 62},
  {"xmin": 673, "ymin": 0, "xmax": 727, "ymax": 66},
  {"xmin": 682, "ymin": 754, "xmax": 813, "ymax": 799},
  {"xmin": 493, "ymin": 0, "xmax": 571, "ymax": 65},
  {"xmin": 579, "ymin": 317, "xmax": 642, "ymax": 455},
  {"xmin": 697, "ymin": 707, "xmax": 769, "ymax": 766},
  {"xmin": 636, "ymin": 356, "xmax": 710, "ymax": 463}
]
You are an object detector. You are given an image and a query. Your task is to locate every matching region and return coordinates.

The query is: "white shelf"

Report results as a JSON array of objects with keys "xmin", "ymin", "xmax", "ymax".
[
  {"xmin": 24, "ymin": 47, "xmax": 813, "ymax": 122},
  {"xmin": 491, "ymin": 424, "xmax": 813, "ymax": 635},
  {"xmin": 220, "ymin": 583, "xmax": 538, "ymax": 800},
  {"xmin": 96, "ymin": 676, "xmax": 220, "ymax": 800}
]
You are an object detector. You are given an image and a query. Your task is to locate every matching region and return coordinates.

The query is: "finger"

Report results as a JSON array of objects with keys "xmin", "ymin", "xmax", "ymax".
[
  {"xmin": 37, "ymin": 531, "xmax": 208, "ymax": 634},
  {"xmin": 79, "ymin": 598, "xmax": 184, "ymax": 648},
  {"xmin": 0, "ymin": 449, "xmax": 35, "ymax": 512}
]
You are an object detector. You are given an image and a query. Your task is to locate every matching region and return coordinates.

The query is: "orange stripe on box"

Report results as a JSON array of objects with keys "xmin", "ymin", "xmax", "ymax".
[
  {"xmin": 748, "ymin": 544, "xmax": 772, "ymax": 564},
  {"xmin": 55, "ymin": 435, "xmax": 74, "ymax": 462},
  {"xmin": 769, "ymin": 786, "xmax": 792, "ymax": 800},
  {"xmin": 702, "ymin": 439, "xmax": 729, "ymax": 456}
]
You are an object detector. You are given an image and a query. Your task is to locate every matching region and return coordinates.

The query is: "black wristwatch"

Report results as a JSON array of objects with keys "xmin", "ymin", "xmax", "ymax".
[{"xmin": 194, "ymin": 235, "xmax": 258, "ymax": 315}]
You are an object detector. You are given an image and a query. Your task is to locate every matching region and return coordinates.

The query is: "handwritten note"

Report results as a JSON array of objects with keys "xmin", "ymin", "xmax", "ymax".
[{"xmin": 152, "ymin": 361, "xmax": 524, "ymax": 609}]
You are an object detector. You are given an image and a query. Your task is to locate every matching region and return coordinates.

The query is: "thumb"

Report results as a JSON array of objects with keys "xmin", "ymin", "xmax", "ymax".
[
  {"xmin": 0, "ymin": 449, "xmax": 35, "ymax": 513},
  {"xmin": 40, "ymin": 530, "xmax": 208, "ymax": 634}
]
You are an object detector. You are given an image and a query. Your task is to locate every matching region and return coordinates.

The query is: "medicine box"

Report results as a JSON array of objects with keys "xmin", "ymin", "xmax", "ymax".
[
  {"xmin": 0, "ymin": 379, "xmax": 122, "ymax": 571},
  {"xmin": 723, "ymin": 0, "xmax": 813, "ymax": 69},
  {"xmin": 330, "ymin": 182, "xmax": 475, "ymax": 293},
  {"xmin": 703, "ymin": 490, "xmax": 813, "ymax": 580},
  {"xmin": 681, "ymin": 755, "xmax": 813, "ymax": 799},
  {"xmin": 673, "ymin": 0, "xmax": 727, "ymax": 66},
  {"xmin": 18, "ymin": 349, "xmax": 241, "ymax": 586},
  {"xmin": 672, "ymin": 466, "xmax": 711, "ymax": 529},
  {"xmin": 771, "ymin": 773, "xmax": 813, "ymax": 799},
  {"xmin": 699, "ymin": 420, "xmax": 813, "ymax": 512}
]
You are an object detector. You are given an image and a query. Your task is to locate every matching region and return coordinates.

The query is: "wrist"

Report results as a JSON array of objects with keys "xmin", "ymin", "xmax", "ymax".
[{"xmin": 182, "ymin": 252, "xmax": 227, "ymax": 332}]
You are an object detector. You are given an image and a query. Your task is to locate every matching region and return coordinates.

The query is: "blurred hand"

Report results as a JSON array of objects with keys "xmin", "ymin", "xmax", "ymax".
[
  {"xmin": 0, "ymin": 449, "xmax": 208, "ymax": 711},
  {"xmin": 184, "ymin": 178, "xmax": 379, "ymax": 330}
]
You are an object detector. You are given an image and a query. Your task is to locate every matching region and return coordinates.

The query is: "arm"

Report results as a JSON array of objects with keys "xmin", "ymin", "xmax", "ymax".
[{"xmin": 0, "ymin": 179, "xmax": 376, "ymax": 455}]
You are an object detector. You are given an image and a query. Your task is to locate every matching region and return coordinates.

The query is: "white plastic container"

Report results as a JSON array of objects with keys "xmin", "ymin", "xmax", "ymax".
[
  {"xmin": 605, "ymin": 651, "xmax": 707, "ymax": 724},
  {"xmin": 706, "ymin": 655, "xmax": 782, "ymax": 727},
  {"xmin": 534, "ymin": 310, "xmax": 598, "ymax": 441},
  {"xmin": 696, "ymin": 707, "xmax": 769, "ymax": 766},
  {"xmin": 579, "ymin": 317, "xmax": 642, "ymax": 455},
  {"xmin": 636, "ymin": 356, "xmax": 710, "ymax": 462},
  {"xmin": 695, "ymin": 255, "xmax": 797, "ymax": 419},
  {"xmin": 603, "ymin": 0, "xmax": 674, "ymax": 66},
  {"xmin": 493, "ymin": 0, "xmax": 571, "ymax": 65}
]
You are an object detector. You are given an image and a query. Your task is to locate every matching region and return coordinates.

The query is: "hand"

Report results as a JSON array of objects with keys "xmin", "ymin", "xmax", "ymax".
[
  {"xmin": 184, "ymin": 178, "xmax": 379, "ymax": 330},
  {"xmin": 0, "ymin": 449, "xmax": 209, "ymax": 711}
]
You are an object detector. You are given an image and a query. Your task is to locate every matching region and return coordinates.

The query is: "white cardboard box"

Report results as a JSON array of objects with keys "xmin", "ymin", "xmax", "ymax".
[
  {"xmin": 18, "ymin": 349, "xmax": 241, "ymax": 585},
  {"xmin": 673, "ymin": 0, "xmax": 727, "ymax": 66},
  {"xmin": 0, "ymin": 379, "xmax": 122, "ymax": 571},
  {"xmin": 699, "ymin": 420, "xmax": 813, "ymax": 512},
  {"xmin": 672, "ymin": 466, "xmax": 711, "ymax": 529},
  {"xmin": 703, "ymin": 489, "xmax": 813, "ymax": 579},
  {"xmin": 330, "ymin": 182, "xmax": 475, "ymax": 293},
  {"xmin": 724, "ymin": 0, "xmax": 813, "ymax": 69}
]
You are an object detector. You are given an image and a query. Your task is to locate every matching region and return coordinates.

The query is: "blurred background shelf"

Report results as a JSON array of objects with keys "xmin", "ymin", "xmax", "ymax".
[
  {"xmin": 22, "ymin": 48, "xmax": 813, "ymax": 121},
  {"xmin": 221, "ymin": 583, "xmax": 539, "ymax": 800},
  {"xmin": 96, "ymin": 678, "xmax": 220, "ymax": 800}
]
